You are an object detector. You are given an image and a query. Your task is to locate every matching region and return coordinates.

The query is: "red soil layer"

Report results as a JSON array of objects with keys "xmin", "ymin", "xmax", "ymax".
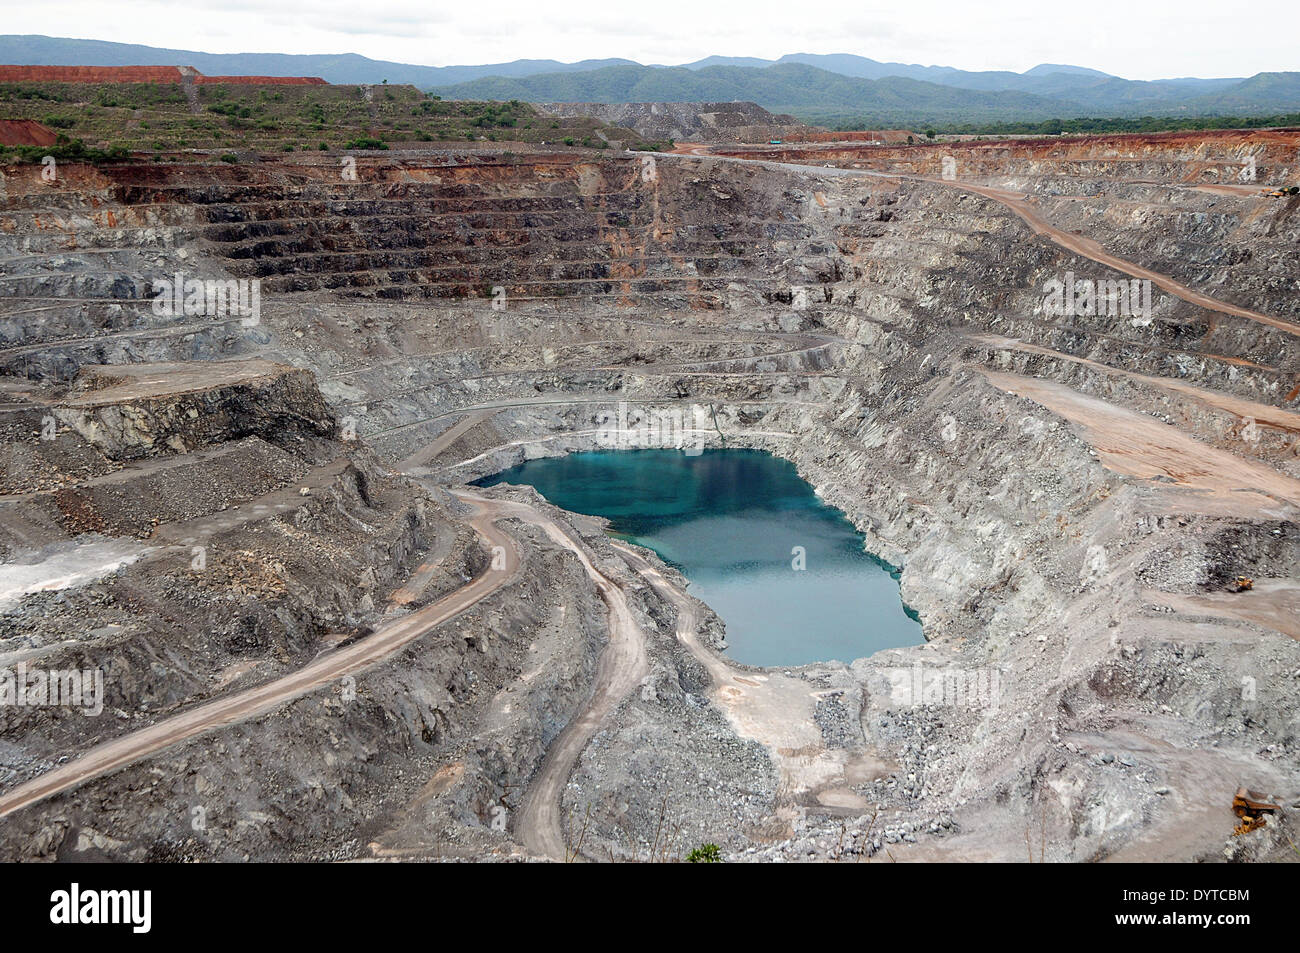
[
  {"xmin": 195, "ymin": 75, "xmax": 326, "ymax": 85},
  {"xmin": 0, "ymin": 65, "xmax": 325, "ymax": 85},
  {"xmin": 0, "ymin": 65, "xmax": 184, "ymax": 82},
  {"xmin": 0, "ymin": 119, "xmax": 58, "ymax": 146}
]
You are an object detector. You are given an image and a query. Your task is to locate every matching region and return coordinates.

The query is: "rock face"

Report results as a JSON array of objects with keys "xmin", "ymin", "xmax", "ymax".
[
  {"xmin": 1, "ymin": 130, "xmax": 1298, "ymax": 862},
  {"xmin": 536, "ymin": 101, "xmax": 807, "ymax": 142},
  {"xmin": 54, "ymin": 361, "xmax": 336, "ymax": 460}
]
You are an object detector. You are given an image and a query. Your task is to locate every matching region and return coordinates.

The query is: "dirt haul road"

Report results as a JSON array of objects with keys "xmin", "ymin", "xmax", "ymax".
[
  {"xmin": 0, "ymin": 495, "xmax": 521, "ymax": 822},
  {"xmin": 668, "ymin": 149, "xmax": 1300, "ymax": 341},
  {"xmin": 451, "ymin": 492, "xmax": 650, "ymax": 860},
  {"xmin": 938, "ymin": 179, "xmax": 1300, "ymax": 339}
]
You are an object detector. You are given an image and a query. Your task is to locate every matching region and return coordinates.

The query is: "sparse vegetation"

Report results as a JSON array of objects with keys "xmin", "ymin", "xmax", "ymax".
[
  {"xmin": 685, "ymin": 843, "xmax": 722, "ymax": 863},
  {"xmin": 0, "ymin": 80, "xmax": 652, "ymax": 155},
  {"xmin": 343, "ymin": 136, "xmax": 389, "ymax": 150},
  {"xmin": 831, "ymin": 111, "xmax": 1300, "ymax": 138},
  {"xmin": 0, "ymin": 135, "xmax": 129, "ymax": 164}
]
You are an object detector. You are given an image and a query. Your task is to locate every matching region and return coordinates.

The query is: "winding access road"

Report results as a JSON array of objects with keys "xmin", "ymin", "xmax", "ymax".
[
  {"xmin": 450, "ymin": 491, "xmax": 650, "ymax": 860},
  {"xmin": 937, "ymin": 179, "xmax": 1300, "ymax": 339},
  {"xmin": 665, "ymin": 146, "xmax": 1300, "ymax": 340},
  {"xmin": 0, "ymin": 494, "xmax": 520, "ymax": 822}
]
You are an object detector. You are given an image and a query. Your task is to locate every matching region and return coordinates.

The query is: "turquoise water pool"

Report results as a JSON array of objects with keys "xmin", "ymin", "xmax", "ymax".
[{"xmin": 475, "ymin": 448, "xmax": 923, "ymax": 667}]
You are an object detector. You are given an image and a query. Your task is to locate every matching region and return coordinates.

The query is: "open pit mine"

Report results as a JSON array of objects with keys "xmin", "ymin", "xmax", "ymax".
[{"xmin": 0, "ymin": 127, "xmax": 1298, "ymax": 863}]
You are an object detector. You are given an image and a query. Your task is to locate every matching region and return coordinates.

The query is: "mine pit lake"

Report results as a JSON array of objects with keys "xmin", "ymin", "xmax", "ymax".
[{"xmin": 475, "ymin": 448, "xmax": 923, "ymax": 667}]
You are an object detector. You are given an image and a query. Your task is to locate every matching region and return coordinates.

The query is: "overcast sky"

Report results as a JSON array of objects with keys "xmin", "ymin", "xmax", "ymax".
[{"xmin": 7, "ymin": 0, "xmax": 1295, "ymax": 80}]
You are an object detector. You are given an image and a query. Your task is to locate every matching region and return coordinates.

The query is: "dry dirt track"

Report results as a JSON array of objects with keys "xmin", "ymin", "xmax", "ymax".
[
  {"xmin": 398, "ymin": 408, "xmax": 501, "ymax": 474},
  {"xmin": 938, "ymin": 179, "xmax": 1300, "ymax": 339},
  {"xmin": 452, "ymin": 492, "xmax": 650, "ymax": 860},
  {"xmin": 0, "ymin": 480, "xmax": 652, "ymax": 861},
  {"xmin": 0, "ymin": 494, "xmax": 521, "ymax": 822},
  {"xmin": 673, "ymin": 147, "xmax": 1300, "ymax": 341},
  {"xmin": 970, "ymin": 333, "xmax": 1300, "ymax": 436},
  {"xmin": 980, "ymin": 368, "xmax": 1300, "ymax": 517}
]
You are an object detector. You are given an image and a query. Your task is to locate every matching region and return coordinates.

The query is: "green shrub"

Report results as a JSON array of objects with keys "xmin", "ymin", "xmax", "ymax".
[
  {"xmin": 686, "ymin": 844, "xmax": 722, "ymax": 863},
  {"xmin": 0, "ymin": 137, "xmax": 129, "ymax": 165}
]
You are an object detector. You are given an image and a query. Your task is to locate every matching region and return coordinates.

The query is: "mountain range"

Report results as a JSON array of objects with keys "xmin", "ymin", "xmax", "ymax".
[{"xmin": 3, "ymin": 35, "xmax": 1298, "ymax": 125}]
